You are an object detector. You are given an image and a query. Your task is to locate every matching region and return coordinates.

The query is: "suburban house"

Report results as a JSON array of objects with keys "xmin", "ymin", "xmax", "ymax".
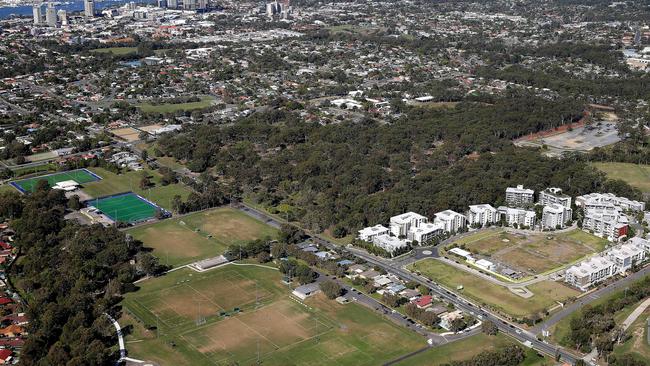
[
  {"xmin": 440, "ymin": 310, "xmax": 464, "ymax": 330},
  {"xmin": 358, "ymin": 224, "xmax": 390, "ymax": 242},
  {"xmin": 505, "ymin": 185, "xmax": 534, "ymax": 207},
  {"xmin": 413, "ymin": 295, "xmax": 433, "ymax": 309},
  {"xmin": 433, "ymin": 210, "xmax": 467, "ymax": 233},
  {"xmin": 467, "ymin": 204, "xmax": 498, "ymax": 227},
  {"xmin": 538, "ymin": 187, "xmax": 571, "ymax": 208},
  {"xmin": 497, "ymin": 206, "xmax": 536, "ymax": 228},
  {"xmin": 541, "ymin": 203, "xmax": 572, "ymax": 229}
]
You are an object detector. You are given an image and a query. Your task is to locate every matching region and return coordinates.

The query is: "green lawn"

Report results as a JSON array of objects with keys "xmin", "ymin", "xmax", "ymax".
[
  {"xmin": 122, "ymin": 265, "xmax": 425, "ymax": 365},
  {"xmin": 181, "ymin": 207, "xmax": 278, "ymax": 246},
  {"xmin": 126, "ymin": 207, "xmax": 276, "ymax": 267},
  {"xmin": 612, "ymin": 307, "xmax": 650, "ymax": 363},
  {"xmin": 409, "ymin": 259, "xmax": 579, "ymax": 319},
  {"xmin": 0, "ymin": 185, "xmax": 17, "ymax": 194},
  {"xmin": 394, "ymin": 333, "xmax": 551, "ymax": 366},
  {"xmin": 91, "ymin": 47, "xmax": 138, "ymax": 56},
  {"xmin": 81, "ymin": 167, "xmax": 191, "ymax": 212},
  {"xmin": 592, "ymin": 162, "xmax": 650, "ymax": 193},
  {"xmin": 137, "ymin": 96, "xmax": 215, "ymax": 114}
]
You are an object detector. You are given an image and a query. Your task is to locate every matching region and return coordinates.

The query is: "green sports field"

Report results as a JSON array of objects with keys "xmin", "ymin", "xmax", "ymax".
[
  {"xmin": 91, "ymin": 193, "xmax": 159, "ymax": 223},
  {"xmin": 127, "ymin": 207, "xmax": 277, "ymax": 267},
  {"xmin": 11, "ymin": 169, "xmax": 100, "ymax": 193},
  {"xmin": 592, "ymin": 162, "xmax": 650, "ymax": 193},
  {"xmin": 122, "ymin": 265, "xmax": 424, "ymax": 365},
  {"xmin": 137, "ymin": 96, "xmax": 215, "ymax": 114},
  {"xmin": 81, "ymin": 167, "xmax": 191, "ymax": 212}
]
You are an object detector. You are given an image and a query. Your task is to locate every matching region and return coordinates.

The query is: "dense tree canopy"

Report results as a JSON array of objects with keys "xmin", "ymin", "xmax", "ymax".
[
  {"xmin": 8, "ymin": 187, "xmax": 154, "ymax": 365},
  {"xmin": 157, "ymin": 95, "xmax": 639, "ymax": 233}
]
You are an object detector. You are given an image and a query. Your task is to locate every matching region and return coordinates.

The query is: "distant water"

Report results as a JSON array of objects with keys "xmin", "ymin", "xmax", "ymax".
[{"xmin": 0, "ymin": 0, "xmax": 157, "ymax": 19}]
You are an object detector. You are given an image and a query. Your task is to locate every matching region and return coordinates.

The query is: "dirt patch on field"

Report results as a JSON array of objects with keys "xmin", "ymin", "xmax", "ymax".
[
  {"xmin": 192, "ymin": 276, "xmax": 271, "ymax": 310},
  {"xmin": 110, "ymin": 127, "xmax": 141, "ymax": 142},
  {"xmin": 492, "ymin": 233, "xmax": 596, "ymax": 274},
  {"xmin": 192, "ymin": 318, "xmax": 272, "ymax": 355},
  {"xmin": 319, "ymin": 338, "xmax": 356, "ymax": 357},
  {"xmin": 194, "ymin": 210, "xmax": 271, "ymax": 244},
  {"xmin": 149, "ymin": 286, "xmax": 222, "ymax": 322},
  {"xmin": 237, "ymin": 301, "xmax": 316, "ymax": 347},
  {"xmin": 137, "ymin": 226, "xmax": 206, "ymax": 258}
]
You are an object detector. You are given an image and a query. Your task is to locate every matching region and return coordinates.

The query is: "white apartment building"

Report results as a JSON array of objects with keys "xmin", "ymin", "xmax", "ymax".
[
  {"xmin": 538, "ymin": 187, "xmax": 571, "ymax": 208},
  {"xmin": 607, "ymin": 243, "xmax": 646, "ymax": 274},
  {"xmin": 582, "ymin": 206, "xmax": 629, "ymax": 241},
  {"xmin": 627, "ymin": 237, "xmax": 650, "ymax": 252},
  {"xmin": 358, "ymin": 224, "xmax": 390, "ymax": 242},
  {"xmin": 433, "ymin": 210, "xmax": 467, "ymax": 233},
  {"xmin": 576, "ymin": 193, "xmax": 645, "ymax": 212},
  {"xmin": 408, "ymin": 222, "xmax": 444, "ymax": 244},
  {"xmin": 505, "ymin": 185, "xmax": 534, "ymax": 207},
  {"xmin": 565, "ymin": 256, "xmax": 615, "ymax": 291},
  {"xmin": 467, "ymin": 204, "xmax": 498, "ymax": 227},
  {"xmin": 390, "ymin": 212, "xmax": 428, "ymax": 237},
  {"xmin": 497, "ymin": 206, "xmax": 536, "ymax": 228},
  {"xmin": 541, "ymin": 203, "xmax": 572, "ymax": 229},
  {"xmin": 372, "ymin": 234, "xmax": 408, "ymax": 255}
]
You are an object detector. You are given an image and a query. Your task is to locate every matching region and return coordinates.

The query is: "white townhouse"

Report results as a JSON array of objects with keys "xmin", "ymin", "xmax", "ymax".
[
  {"xmin": 607, "ymin": 242, "xmax": 646, "ymax": 274},
  {"xmin": 538, "ymin": 187, "xmax": 572, "ymax": 208},
  {"xmin": 565, "ymin": 256, "xmax": 616, "ymax": 291},
  {"xmin": 372, "ymin": 234, "xmax": 409, "ymax": 255},
  {"xmin": 467, "ymin": 204, "xmax": 498, "ymax": 227},
  {"xmin": 358, "ymin": 224, "xmax": 390, "ymax": 242},
  {"xmin": 433, "ymin": 210, "xmax": 467, "ymax": 233},
  {"xmin": 390, "ymin": 212, "xmax": 428, "ymax": 237},
  {"xmin": 505, "ymin": 185, "xmax": 534, "ymax": 207},
  {"xmin": 576, "ymin": 193, "xmax": 645, "ymax": 212},
  {"xmin": 497, "ymin": 206, "xmax": 536, "ymax": 228},
  {"xmin": 541, "ymin": 203, "xmax": 572, "ymax": 230},
  {"xmin": 582, "ymin": 206, "xmax": 629, "ymax": 241}
]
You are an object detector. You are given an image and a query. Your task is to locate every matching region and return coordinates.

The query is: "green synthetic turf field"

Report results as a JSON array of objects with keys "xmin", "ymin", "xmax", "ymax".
[
  {"xmin": 91, "ymin": 192, "xmax": 159, "ymax": 223},
  {"xmin": 11, "ymin": 169, "xmax": 100, "ymax": 193}
]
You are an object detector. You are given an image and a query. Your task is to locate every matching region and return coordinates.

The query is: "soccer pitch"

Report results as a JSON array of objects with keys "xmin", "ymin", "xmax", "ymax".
[
  {"xmin": 122, "ymin": 265, "xmax": 424, "ymax": 366},
  {"xmin": 10, "ymin": 168, "xmax": 101, "ymax": 193},
  {"xmin": 89, "ymin": 192, "xmax": 162, "ymax": 223}
]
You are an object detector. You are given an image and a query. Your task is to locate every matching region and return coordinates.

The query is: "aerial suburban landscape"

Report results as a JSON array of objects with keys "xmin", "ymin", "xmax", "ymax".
[{"xmin": 0, "ymin": 0, "xmax": 650, "ymax": 365}]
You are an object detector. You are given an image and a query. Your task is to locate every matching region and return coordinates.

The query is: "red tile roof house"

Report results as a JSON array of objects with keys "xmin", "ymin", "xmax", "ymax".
[
  {"xmin": 0, "ymin": 299, "xmax": 12, "ymax": 306},
  {"xmin": 0, "ymin": 349, "xmax": 11, "ymax": 364},
  {"xmin": 413, "ymin": 295, "xmax": 433, "ymax": 309},
  {"xmin": 0, "ymin": 338, "xmax": 24, "ymax": 349}
]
